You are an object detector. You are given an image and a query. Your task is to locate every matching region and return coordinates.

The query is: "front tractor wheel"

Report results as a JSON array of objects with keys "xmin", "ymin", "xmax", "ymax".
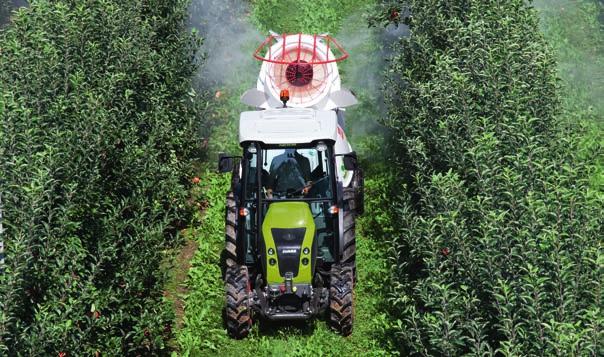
[
  {"xmin": 329, "ymin": 263, "xmax": 354, "ymax": 336},
  {"xmin": 225, "ymin": 264, "xmax": 252, "ymax": 339}
]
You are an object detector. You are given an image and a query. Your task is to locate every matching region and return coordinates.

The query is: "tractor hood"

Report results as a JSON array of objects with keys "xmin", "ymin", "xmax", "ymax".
[
  {"xmin": 239, "ymin": 108, "xmax": 337, "ymax": 145},
  {"xmin": 261, "ymin": 202, "xmax": 316, "ymax": 284}
]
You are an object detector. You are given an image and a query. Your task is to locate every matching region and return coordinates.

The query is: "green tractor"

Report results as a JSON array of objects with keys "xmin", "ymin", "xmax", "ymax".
[{"xmin": 219, "ymin": 108, "xmax": 363, "ymax": 338}]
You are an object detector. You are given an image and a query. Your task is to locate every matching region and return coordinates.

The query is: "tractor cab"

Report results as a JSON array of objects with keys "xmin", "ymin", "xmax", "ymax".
[{"xmin": 240, "ymin": 141, "xmax": 339, "ymax": 274}]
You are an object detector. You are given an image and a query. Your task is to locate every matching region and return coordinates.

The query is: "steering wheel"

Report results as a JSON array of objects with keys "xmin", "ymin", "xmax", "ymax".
[{"xmin": 289, "ymin": 175, "xmax": 329, "ymax": 197}]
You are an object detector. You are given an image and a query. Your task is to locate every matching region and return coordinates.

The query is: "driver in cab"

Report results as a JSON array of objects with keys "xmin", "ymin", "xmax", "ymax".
[{"xmin": 266, "ymin": 149, "xmax": 311, "ymax": 198}]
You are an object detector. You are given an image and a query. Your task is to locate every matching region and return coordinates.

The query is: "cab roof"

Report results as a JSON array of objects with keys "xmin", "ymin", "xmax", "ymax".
[{"xmin": 239, "ymin": 108, "xmax": 338, "ymax": 145}]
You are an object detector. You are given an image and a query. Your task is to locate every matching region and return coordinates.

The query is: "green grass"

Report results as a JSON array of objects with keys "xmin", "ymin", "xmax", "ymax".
[
  {"xmin": 173, "ymin": 0, "xmax": 399, "ymax": 355},
  {"xmin": 532, "ymin": 0, "xmax": 604, "ymax": 193},
  {"xmin": 249, "ymin": 0, "xmax": 368, "ymax": 34},
  {"xmin": 174, "ymin": 172, "xmax": 232, "ymax": 354}
]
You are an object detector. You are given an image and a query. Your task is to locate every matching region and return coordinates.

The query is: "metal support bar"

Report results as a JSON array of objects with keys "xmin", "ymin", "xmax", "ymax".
[{"xmin": 266, "ymin": 312, "xmax": 311, "ymax": 321}]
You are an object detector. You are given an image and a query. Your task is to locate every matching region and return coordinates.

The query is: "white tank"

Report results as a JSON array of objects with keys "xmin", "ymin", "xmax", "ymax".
[{"xmin": 256, "ymin": 33, "xmax": 342, "ymax": 110}]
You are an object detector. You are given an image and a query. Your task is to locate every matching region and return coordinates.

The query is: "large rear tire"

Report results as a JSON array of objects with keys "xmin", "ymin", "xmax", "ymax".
[
  {"xmin": 224, "ymin": 191, "xmax": 237, "ymax": 268},
  {"xmin": 341, "ymin": 207, "xmax": 355, "ymax": 266},
  {"xmin": 329, "ymin": 263, "xmax": 354, "ymax": 336},
  {"xmin": 339, "ymin": 199, "xmax": 356, "ymax": 283},
  {"xmin": 225, "ymin": 264, "xmax": 252, "ymax": 339}
]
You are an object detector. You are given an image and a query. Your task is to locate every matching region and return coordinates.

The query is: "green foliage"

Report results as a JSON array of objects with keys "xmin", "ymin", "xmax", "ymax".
[
  {"xmin": 249, "ymin": 0, "xmax": 366, "ymax": 34},
  {"xmin": 0, "ymin": 0, "xmax": 204, "ymax": 354},
  {"xmin": 176, "ymin": 172, "xmax": 231, "ymax": 355},
  {"xmin": 375, "ymin": 0, "xmax": 604, "ymax": 355}
]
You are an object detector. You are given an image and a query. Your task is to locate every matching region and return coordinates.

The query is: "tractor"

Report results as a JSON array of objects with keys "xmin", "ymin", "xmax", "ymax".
[{"xmin": 218, "ymin": 33, "xmax": 363, "ymax": 338}]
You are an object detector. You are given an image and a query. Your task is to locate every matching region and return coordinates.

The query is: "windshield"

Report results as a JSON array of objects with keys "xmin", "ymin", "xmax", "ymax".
[{"xmin": 244, "ymin": 145, "xmax": 333, "ymax": 200}]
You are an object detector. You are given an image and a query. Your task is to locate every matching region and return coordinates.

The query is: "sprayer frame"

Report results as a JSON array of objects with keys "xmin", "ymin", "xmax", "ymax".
[{"xmin": 253, "ymin": 33, "xmax": 349, "ymax": 65}]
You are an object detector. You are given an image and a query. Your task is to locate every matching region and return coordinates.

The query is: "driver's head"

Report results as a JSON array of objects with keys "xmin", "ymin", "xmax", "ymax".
[{"xmin": 273, "ymin": 158, "xmax": 305, "ymax": 193}]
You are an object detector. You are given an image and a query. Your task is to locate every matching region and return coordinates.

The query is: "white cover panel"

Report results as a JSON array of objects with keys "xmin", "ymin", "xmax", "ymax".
[{"xmin": 239, "ymin": 108, "xmax": 338, "ymax": 144}]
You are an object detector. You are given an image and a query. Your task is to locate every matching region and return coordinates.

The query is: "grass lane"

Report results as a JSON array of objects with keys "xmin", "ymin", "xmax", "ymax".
[{"xmin": 533, "ymin": 0, "xmax": 604, "ymax": 193}]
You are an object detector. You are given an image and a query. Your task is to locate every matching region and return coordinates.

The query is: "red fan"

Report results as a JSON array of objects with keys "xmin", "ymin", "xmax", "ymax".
[{"xmin": 254, "ymin": 34, "xmax": 348, "ymax": 107}]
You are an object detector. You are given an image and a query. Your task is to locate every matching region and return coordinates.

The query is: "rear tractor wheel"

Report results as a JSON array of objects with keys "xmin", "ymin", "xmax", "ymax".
[
  {"xmin": 224, "ymin": 191, "xmax": 238, "ymax": 268},
  {"xmin": 225, "ymin": 264, "xmax": 252, "ymax": 339},
  {"xmin": 329, "ymin": 263, "xmax": 354, "ymax": 336}
]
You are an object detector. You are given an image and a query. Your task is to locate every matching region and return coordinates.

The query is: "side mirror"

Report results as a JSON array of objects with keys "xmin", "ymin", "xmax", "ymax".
[
  {"xmin": 218, "ymin": 153, "xmax": 234, "ymax": 173},
  {"xmin": 342, "ymin": 152, "xmax": 358, "ymax": 171}
]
